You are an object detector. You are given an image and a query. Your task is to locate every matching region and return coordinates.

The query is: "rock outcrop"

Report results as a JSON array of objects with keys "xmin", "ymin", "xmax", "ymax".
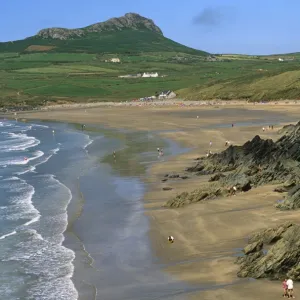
[
  {"xmin": 37, "ymin": 13, "xmax": 163, "ymax": 40},
  {"xmin": 236, "ymin": 223, "xmax": 300, "ymax": 280},
  {"xmin": 165, "ymin": 121, "xmax": 300, "ymax": 208}
]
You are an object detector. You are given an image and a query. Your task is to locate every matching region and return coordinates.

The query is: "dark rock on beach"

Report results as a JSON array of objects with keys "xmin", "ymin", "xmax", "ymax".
[
  {"xmin": 166, "ymin": 121, "xmax": 300, "ymax": 209},
  {"xmin": 162, "ymin": 187, "xmax": 173, "ymax": 191},
  {"xmin": 236, "ymin": 223, "xmax": 300, "ymax": 280},
  {"xmin": 209, "ymin": 173, "xmax": 225, "ymax": 182},
  {"xmin": 276, "ymin": 185, "xmax": 300, "ymax": 210},
  {"xmin": 168, "ymin": 174, "xmax": 180, "ymax": 179}
]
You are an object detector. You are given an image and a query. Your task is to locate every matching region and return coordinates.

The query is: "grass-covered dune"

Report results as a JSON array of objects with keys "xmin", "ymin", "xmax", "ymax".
[{"xmin": 178, "ymin": 66, "xmax": 300, "ymax": 101}]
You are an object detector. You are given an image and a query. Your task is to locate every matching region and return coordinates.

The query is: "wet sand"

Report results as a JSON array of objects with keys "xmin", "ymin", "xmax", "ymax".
[{"xmin": 19, "ymin": 103, "xmax": 300, "ymax": 299}]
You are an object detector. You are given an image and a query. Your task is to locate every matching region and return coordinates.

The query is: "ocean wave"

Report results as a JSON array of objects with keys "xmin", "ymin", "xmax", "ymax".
[
  {"xmin": 2, "ymin": 180, "xmax": 77, "ymax": 299},
  {"xmin": 84, "ymin": 137, "xmax": 94, "ymax": 150},
  {"xmin": 8, "ymin": 242, "xmax": 78, "ymax": 300},
  {"xmin": 15, "ymin": 147, "xmax": 60, "ymax": 175},
  {"xmin": 0, "ymin": 132, "xmax": 40, "ymax": 152},
  {"xmin": 0, "ymin": 177, "xmax": 40, "ymax": 237},
  {"xmin": 50, "ymin": 147, "xmax": 60, "ymax": 155},
  {"xmin": 0, "ymin": 230, "xmax": 17, "ymax": 240},
  {"xmin": 32, "ymin": 124, "xmax": 49, "ymax": 129},
  {"xmin": 15, "ymin": 166, "xmax": 36, "ymax": 176},
  {"xmin": 0, "ymin": 150, "xmax": 44, "ymax": 167}
]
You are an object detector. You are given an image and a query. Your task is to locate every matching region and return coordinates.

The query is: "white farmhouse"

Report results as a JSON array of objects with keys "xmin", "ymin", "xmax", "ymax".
[
  {"xmin": 142, "ymin": 72, "xmax": 159, "ymax": 78},
  {"xmin": 110, "ymin": 58, "xmax": 121, "ymax": 63},
  {"xmin": 158, "ymin": 90, "xmax": 177, "ymax": 99}
]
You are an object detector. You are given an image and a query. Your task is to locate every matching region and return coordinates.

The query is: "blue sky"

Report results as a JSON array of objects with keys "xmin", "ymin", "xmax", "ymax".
[{"xmin": 1, "ymin": 0, "xmax": 300, "ymax": 54}]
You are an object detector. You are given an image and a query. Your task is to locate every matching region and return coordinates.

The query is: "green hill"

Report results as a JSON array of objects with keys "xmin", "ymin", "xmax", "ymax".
[
  {"xmin": 1, "ymin": 12, "xmax": 300, "ymax": 109},
  {"xmin": 0, "ymin": 13, "xmax": 207, "ymax": 56}
]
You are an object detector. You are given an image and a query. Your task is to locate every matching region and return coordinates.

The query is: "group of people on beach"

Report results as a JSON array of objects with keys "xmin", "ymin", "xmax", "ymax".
[
  {"xmin": 262, "ymin": 125, "xmax": 274, "ymax": 132},
  {"xmin": 283, "ymin": 278, "xmax": 295, "ymax": 298}
]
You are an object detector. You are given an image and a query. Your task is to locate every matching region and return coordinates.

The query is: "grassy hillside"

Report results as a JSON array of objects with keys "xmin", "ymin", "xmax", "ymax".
[
  {"xmin": 1, "ymin": 12, "xmax": 300, "ymax": 109},
  {"xmin": 1, "ymin": 50, "xmax": 300, "ymax": 109},
  {"xmin": 0, "ymin": 30, "xmax": 207, "ymax": 56},
  {"xmin": 178, "ymin": 61, "xmax": 300, "ymax": 101}
]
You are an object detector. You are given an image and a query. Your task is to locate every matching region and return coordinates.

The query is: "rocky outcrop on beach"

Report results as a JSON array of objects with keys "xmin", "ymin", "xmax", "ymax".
[
  {"xmin": 236, "ymin": 222, "xmax": 300, "ymax": 280},
  {"xmin": 165, "ymin": 121, "xmax": 300, "ymax": 208}
]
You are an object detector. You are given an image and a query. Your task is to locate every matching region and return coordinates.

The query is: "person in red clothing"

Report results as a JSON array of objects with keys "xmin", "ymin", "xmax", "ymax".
[{"xmin": 282, "ymin": 279, "xmax": 288, "ymax": 298}]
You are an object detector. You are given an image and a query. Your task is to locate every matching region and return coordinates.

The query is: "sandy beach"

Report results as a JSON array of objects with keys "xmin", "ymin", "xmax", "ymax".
[{"xmin": 17, "ymin": 102, "xmax": 300, "ymax": 299}]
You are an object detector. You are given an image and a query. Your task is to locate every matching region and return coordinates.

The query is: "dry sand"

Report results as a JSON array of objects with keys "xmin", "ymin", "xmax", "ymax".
[{"xmin": 17, "ymin": 103, "xmax": 300, "ymax": 299}]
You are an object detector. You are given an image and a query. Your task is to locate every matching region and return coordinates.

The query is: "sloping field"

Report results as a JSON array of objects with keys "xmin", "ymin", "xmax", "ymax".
[
  {"xmin": 14, "ymin": 65, "xmax": 118, "ymax": 74},
  {"xmin": 25, "ymin": 45, "xmax": 57, "ymax": 52},
  {"xmin": 179, "ymin": 70, "xmax": 300, "ymax": 100}
]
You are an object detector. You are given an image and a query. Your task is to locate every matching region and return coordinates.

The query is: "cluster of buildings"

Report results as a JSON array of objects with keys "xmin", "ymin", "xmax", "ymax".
[
  {"xmin": 278, "ymin": 57, "xmax": 295, "ymax": 62},
  {"xmin": 118, "ymin": 72, "xmax": 159, "ymax": 78},
  {"xmin": 138, "ymin": 90, "xmax": 177, "ymax": 101},
  {"xmin": 105, "ymin": 58, "xmax": 121, "ymax": 63}
]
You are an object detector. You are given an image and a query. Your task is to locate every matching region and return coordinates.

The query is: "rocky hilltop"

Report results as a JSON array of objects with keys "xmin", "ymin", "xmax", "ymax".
[
  {"xmin": 165, "ymin": 122, "xmax": 300, "ymax": 209},
  {"xmin": 37, "ymin": 13, "xmax": 163, "ymax": 40}
]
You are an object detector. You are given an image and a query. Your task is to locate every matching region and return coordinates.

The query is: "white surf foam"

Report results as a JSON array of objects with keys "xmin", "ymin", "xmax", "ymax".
[
  {"xmin": 0, "ymin": 150, "xmax": 44, "ymax": 167},
  {"xmin": 0, "ymin": 176, "xmax": 40, "ymax": 229},
  {"xmin": 0, "ymin": 132, "xmax": 40, "ymax": 152},
  {"xmin": 83, "ymin": 136, "xmax": 94, "ymax": 150},
  {"xmin": 15, "ymin": 147, "xmax": 60, "ymax": 175},
  {"xmin": 0, "ymin": 230, "xmax": 17, "ymax": 240},
  {"xmin": 32, "ymin": 124, "xmax": 49, "ymax": 129},
  {"xmin": 2, "ymin": 174, "xmax": 77, "ymax": 300}
]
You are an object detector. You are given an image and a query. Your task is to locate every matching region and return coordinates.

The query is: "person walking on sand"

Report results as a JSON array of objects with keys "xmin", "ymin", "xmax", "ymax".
[
  {"xmin": 282, "ymin": 279, "xmax": 288, "ymax": 297},
  {"xmin": 287, "ymin": 278, "xmax": 295, "ymax": 298},
  {"xmin": 160, "ymin": 148, "xmax": 164, "ymax": 156},
  {"xmin": 232, "ymin": 186, "xmax": 237, "ymax": 196},
  {"xmin": 262, "ymin": 127, "xmax": 265, "ymax": 132},
  {"xmin": 209, "ymin": 141, "xmax": 212, "ymax": 147}
]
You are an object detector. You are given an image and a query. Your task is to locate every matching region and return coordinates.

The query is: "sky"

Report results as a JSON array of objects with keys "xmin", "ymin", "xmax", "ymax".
[{"xmin": 1, "ymin": 0, "xmax": 300, "ymax": 54}]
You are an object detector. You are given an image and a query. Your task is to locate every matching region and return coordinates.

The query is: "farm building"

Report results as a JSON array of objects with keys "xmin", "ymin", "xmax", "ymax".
[
  {"xmin": 118, "ymin": 73, "xmax": 142, "ymax": 78},
  {"xmin": 110, "ymin": 58, "xmax": 121, "ymax": 63},
  {"xmin": 142, "ymin": 72, "xmax": 159, "ymax": 78},
  {"xmin": 158, "ymin": 90, "xmax": 177, "ymax": 99}
]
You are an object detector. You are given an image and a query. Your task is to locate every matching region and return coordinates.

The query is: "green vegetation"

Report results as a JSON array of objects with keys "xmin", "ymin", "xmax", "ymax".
[
  {"xmin": 179, "ymin": 60, "xmax": 300, "ymax": 101},
  {"xmin": 0, "ymin": 30, "xmax": 206, "ymax": 56},
  {"xmin": 1, "ymin": 12, "xmax": 300, "ymax": 109}
]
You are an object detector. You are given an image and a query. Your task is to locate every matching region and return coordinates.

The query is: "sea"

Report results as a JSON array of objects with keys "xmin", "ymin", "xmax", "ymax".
[
  {"xmin": 0, "ymin": 119, "xmax": 194, "ymax": 300},
  {"xmin": 0, "ymin": 119, "xmax": 94, "ymax": 300}
]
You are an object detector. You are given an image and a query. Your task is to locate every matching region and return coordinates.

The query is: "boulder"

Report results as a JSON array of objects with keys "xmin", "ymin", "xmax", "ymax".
[
  {"xmin": 168, "ymin": 174, "xmax": 180, "ymax": 179},
  {"xmin": 276, "ymin": 185, "xmax": 300, "ymax": 210},
  {"xmin": 209, "ymin": 173, "xmax": 225, "ymax": 182},
  {"xmin": 162, "ymin": 187, "xmax": 173, "ymax": 191},
  {"xmin": 237, "ymin": 223, "xmax": 300, "ymax": 280},
  {"xmin": 243, "ymin": 241, "xmax": 263, "ymax": 255}
]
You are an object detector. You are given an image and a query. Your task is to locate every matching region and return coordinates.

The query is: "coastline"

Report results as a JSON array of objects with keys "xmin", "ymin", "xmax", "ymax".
[
  {"xmin": 17, "ymin": 104, "xmax": 300, "ymax": 299},
  {"xmin": 62, "ymin": 123, "xmax": 197, "ymax": 299}
]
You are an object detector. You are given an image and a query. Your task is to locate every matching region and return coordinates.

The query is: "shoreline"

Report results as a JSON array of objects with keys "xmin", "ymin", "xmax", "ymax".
[
  {"xmin": 64, "ymin": 123, "xmax": 195, "ymax": 299},
  {"xmin": 18, "ymin": 104, "xmax": 300, "ymax": 299},
  {"xmin": 4, "ymin": 99, "xmax": 300, "ymax": 115}
]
